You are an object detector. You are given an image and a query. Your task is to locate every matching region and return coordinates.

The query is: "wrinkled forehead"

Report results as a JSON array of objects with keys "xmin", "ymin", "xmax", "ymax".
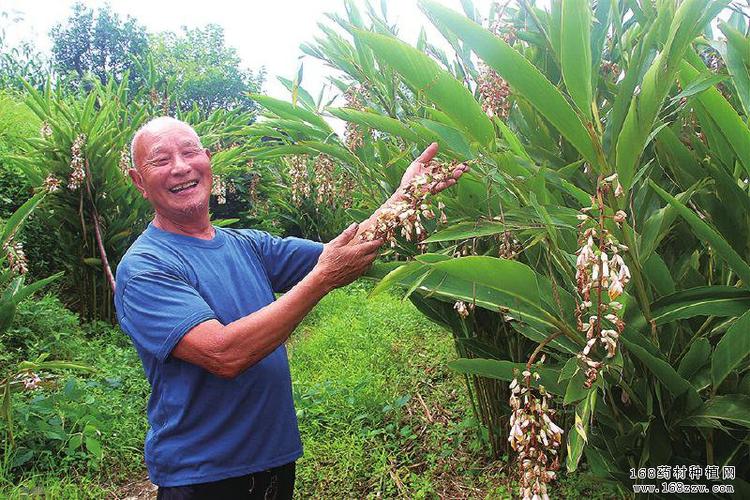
[{"xmin": 134, "ymin": 122, "xmax": 202, "ymax": 162}]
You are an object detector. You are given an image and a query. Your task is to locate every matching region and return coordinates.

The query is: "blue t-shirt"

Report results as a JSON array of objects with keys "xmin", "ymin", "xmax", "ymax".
[{"xmin": 114, "ymin": 223, "xmax": 324, "ymax": 487}]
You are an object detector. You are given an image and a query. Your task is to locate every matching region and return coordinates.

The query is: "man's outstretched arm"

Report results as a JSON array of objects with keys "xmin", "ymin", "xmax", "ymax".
[{"xmin": 172, "ymin": 223, "xmax": 382, "ymax": 379}]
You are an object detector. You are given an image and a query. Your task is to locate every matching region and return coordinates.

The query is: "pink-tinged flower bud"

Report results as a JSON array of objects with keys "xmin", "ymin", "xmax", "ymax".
[{"xmin": 613, "ymin": 210, "xmax": 627, "ymax": 224}]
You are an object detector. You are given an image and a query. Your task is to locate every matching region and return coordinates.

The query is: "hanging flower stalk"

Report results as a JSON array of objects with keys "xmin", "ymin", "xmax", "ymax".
[
  {"xmin": 574, "ymin": 173, "xmax": 630, "ymax": 387},
  {"xmin": 4, "ymin": 240, "xmax": 28, "ymax": 275},
  {"xmin": 508, "ymin": 364, "xmax": 563, "ymax": 500},
  {"xmin": 287, "ymin": 154, "xmax": 310, "ymax": 205},
  {"xmin": 67, "ymin": 134, "xmax": 87, "ymax": 190},
  {"xmin": 43, "ymin": 174, "xmax": 61, "ymax": 193},
  {"xmin": 119, "ymin": 147, "xmax": 131, "ymax": 176},
  {"xmin": 343, "ymin": 85, "xmax": 369, "ymax": 151},
  {"xmin": 359, "ymin": 159, "xmax": 453, "ymax": 246},
  {"xmin": 313, "ymin": 154, "xmax": 336, "ymax": 206},
  {"xmin": 477, "ymin": 63, "xmax": 511, "ymax": 119},
  {"xmin": 211, "ymin": 175, "xmax": 227, "ymax": 205}
]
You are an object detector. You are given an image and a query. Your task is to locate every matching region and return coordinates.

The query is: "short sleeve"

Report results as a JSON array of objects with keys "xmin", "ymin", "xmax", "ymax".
[
  {"xmin": 253, "ymin": 232, "xmax": 324, "ymax": 293},
  {"xmin": 119, "ymin": 270, "xmax": 217, "ymax": 362}
]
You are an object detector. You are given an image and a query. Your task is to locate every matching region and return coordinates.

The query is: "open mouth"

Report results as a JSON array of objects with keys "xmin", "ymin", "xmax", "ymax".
[{"xmin": 169, "ymin": 180, "xmax": 198, "ymax": 194}]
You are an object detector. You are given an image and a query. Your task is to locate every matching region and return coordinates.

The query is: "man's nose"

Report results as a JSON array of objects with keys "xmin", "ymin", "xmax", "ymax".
[{"xmin": 171, "ymin": 153, "xmax": 192, "ymax": 175}]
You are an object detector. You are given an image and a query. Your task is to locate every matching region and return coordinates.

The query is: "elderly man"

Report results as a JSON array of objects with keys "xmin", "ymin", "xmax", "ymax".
[{"xmin": 115, "ymin": 116, "xmax": 467, "ymax": 499}]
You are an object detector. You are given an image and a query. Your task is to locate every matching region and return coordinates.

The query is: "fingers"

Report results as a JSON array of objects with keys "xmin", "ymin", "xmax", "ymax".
[
  {"xmin": 333, "ymin": 222, "xmax": 359, "ymax": 246},
  {"xmin": 430, "ymin": 163, "xmax": 469, "ymax": 194},
  {"xmin": 357, "ymin": 238, "xmax": 384, "ymax": 254},
  {"xmin": 452, "ymin": 163, "xmax": 470, "ymax": 179},
  {"xmin": 414, "ymin": 142, "xmax": 439, "ymax": 165}
]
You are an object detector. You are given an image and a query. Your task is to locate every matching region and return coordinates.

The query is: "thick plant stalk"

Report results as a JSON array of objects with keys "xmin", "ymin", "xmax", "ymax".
[{"xmin": 84, "ymin": 160, "xmax": 116, "ymax": 293}]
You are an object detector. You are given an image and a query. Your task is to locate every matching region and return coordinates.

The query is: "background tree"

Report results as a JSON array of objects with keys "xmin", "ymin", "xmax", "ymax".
[
  {"xmin": 0, "ymin": 11, "xmax": 47, "ymax": 90},
  {"xmin": 49, "ymin": 2, "xmax": 148, "ymax": 91},
  {"xmin": 150, "ymin": 24, "xmax": 265, "ymax": 113}
]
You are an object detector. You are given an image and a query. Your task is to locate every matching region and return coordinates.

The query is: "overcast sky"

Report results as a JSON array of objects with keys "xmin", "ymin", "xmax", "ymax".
[{"xmin": 0, "ymin": 0, "xmax": 500, "ymax": 102}]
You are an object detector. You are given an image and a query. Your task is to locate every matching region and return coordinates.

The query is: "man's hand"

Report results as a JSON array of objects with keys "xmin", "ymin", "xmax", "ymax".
[
  {"xmin": 397, "ymin": 142, "xmax": 470, "ymax": 196},
  {"xmin": 314, "ymin": 223, "xmax": 382, "ymax": 291}
]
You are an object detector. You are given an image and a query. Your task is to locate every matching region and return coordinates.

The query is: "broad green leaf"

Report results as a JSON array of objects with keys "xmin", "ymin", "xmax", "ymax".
[
  {"xmin": 615, "ymin": 0, "xmax": 719, "ymax": 188},
  {"xmin": 670, "ymin": 73, "xmax": 728, "ymax": 102},
  {"xmin": 424, "ymin": 220, "xmax": 508, "ymax": 243},
  {"xmin": 85, "ymin": 437, "xmax": 103, "ymax": 460},
  {"xmin": 677, "ymin": 338, "xmax": 710, "ymax": 379},
  {"xmin": 10, "ymin": 272, "xmax": 63, "ymax": 306},
  {"xmin": 327, "ymin": 107, "xmax": 420, "ymax": 142},
  {"xmin": 368, "ymin": 261, "xmax": 423, "ymax": 298},
  {"xmin": 678, "ymin": 60, "xmax": 750, "ymax": 176},
  {"xmin": 650, "ymin": 181, "xmax": 750, "ymax": 291},
  {"xmin": 1, "ymin": 192, "xmax": 46, "ymax": 249},
  {"xmin": 355, "ymin": 30, "xmax": 494, "ymax": 146},
  {"xmin": 419, "ymin": 0, "xmax": 597, "ymax": 164},
  {"xmin": 679, "ymin": 394, "xmax": 750, "ymax": 429},
  {"xmin": 719, "ymin": 20, "xmax": 750, "ymax": 116},
  {"xmin": 249, "ymin": 94, "xmax": 332, "ymax": 133},
  {"xmin": 712, "ymin": 310, "xmax": 750, "ymax": 388},
  {"xmin": 567, "ymin": 389, "xmax": 596, "ymax": 472},
  {"xmin": 622, "ymin": 338, "xmax": 697, "ymax": 399},
  {"xmin": 418, "ymin": 118, "xmax": 474, "ymax": 159},
  {"xmin": 430, "ymin": 256, "xmax": 576, "ymax": 325},
  {"xmin": 448, "ymin": 358, "xmax": 565, "ymax": 395},
  {"xmin": 648, "ymin": 286, "xmax": 750, "ymax": 326},
  {"xmin": 560, "ymin": 0, "xmax": 593, "ymax": 119}
]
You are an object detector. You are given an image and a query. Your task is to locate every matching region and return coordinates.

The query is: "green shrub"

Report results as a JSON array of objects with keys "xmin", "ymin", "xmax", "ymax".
[{"xmin": 249, "ymin": 1, "xmax": 750, "ymax": 496}]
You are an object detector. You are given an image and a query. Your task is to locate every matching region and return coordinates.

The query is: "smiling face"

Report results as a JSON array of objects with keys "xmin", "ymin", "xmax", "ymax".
[{"xmin": 130, "ymin": 118, "xmax": 213, "ymax": 229}]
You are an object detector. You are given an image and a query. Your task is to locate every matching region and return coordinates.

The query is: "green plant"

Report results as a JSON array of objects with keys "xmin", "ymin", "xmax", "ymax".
[
  {"xmin": 249, "ymin": 0, "xmax": 750, "ymax": 496},
  {"xmin": 8, "ymin": 76, "xmax": 257, "ymax": 322}
]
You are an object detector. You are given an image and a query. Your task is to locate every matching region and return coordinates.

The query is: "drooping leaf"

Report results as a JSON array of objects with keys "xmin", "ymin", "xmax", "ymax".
[
  {"xmin": 355, "ymin": 30, "xmax": 494, "ymax": 147},
  {"xmin": 560, "ymin": 0, "xmax": 593, "ymax": 119},
  {"xmin": 327, "ymin": 107, "xmax": 420, "ymax": 142},
  {"xmin": 418, "ymin": 0, "xmax": 597, "ymax": 164},
  {"xmin": 650, "ymin": 181, "xmax": 750, "ymax": 291},
  {"xmin": 448, "ymin": 358, "xmax": 565, "ymax": 395},
  {"xmin": 679, "ymin": 394, "xmax": 750, "ymax": 429},
  {"xmin": 712, "ymin": 310, "xmax": 750, "ymax": 388}
]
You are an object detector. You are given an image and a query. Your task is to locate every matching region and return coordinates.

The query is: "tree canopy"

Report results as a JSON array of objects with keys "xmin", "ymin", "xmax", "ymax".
[
  {"xmin": 150, "ymin": 25, "xmax": 264, "ymax": 113},
  {"xmin": 49, "ymin": 2, "xmax": 148, "ymax": 90}
]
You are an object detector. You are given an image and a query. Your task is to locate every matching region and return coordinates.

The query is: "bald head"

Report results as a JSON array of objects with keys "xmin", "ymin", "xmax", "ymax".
[{"xmin": 130, "ymin": 117, "xmax": 203, "ymax": 170}]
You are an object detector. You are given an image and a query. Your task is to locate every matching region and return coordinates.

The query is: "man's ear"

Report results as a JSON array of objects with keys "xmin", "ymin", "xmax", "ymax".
[
  {"xmin": 204, "ymin": 148, "xmax": 211, "ymax": 160},
  {"xmin": 128, "ymin": 168, "xmax": 148, "ymax": 199}
]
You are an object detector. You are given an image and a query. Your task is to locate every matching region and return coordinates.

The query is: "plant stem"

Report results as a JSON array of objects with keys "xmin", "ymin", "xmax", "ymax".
[
  {"xmin": 84, "ymin": 160, "xmax": 116, "ymax": 293},
  {"xmin": 526, "ymin": 331, "xmax": 563, "ymax": 370}
]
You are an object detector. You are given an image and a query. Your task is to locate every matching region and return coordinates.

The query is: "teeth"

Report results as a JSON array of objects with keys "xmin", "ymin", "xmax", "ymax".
[{"xmin": 170, "ymin": 181, "xmax": 197, "ymax": 193}]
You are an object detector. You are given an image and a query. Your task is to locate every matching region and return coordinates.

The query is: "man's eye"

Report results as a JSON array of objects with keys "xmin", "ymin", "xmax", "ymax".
[
  {"xmin": 183, "ymin": 150, "xmax": 199, "ymax": 157},
  {"xmin": 154, "ymin": 158, "xmax": 170, "ymax": 166}
]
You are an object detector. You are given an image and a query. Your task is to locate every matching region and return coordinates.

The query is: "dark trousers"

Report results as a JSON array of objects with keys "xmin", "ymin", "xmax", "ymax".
[{"xmin": 156, "ymin": 462, "xmax": 296, "ymax": 500}]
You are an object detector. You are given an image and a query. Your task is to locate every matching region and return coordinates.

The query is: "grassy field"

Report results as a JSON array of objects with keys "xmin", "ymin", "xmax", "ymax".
[{"xmin": 0, "ymin": 285, "xmax": 614, "ymax": 499}]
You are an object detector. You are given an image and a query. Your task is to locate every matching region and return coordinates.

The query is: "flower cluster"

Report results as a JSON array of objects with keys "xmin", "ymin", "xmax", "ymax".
[
  {"xmin": 574, "ymin": 173, "xmax": 630, "ymax": 387},
  {"xmin": 211, "ymin": 175, "xmax": 227, "ymax": 205},
  {"xmin": 600, "ymin": 60, "xmax": 620, "ymax": 78},
  {"xmin": 119, "ymin": 147, "xmax": 131, "ymax": 176},
  {"xmin": 4, "ymin": 240, "xmax": 28, "ymax": 275},
  {"xmin": 287, "ymin": 154, "xmax": 310, "ymax": 205},
  {"xmin": 67, "ymin": 134, "xmax": 87, "ymax": 190},
  {"xmin": 43, "ymin": 174, "xmax": 61, "ymax": 193},
  {"xmin": 499, "ymin": 230, "xmax": 521, "ymax": 259},
  {"xmin": 453, "ymin": 300, "xmax": 474, "ymax": 319},
  {"xmin": 509, "ymin": 368, "xmax": 563, "ymax": 500},
  {"xmin": 477, "ymin": 64, "xmax": 511, "ymax": 119},
  {"xmin": 489, "ymin": 18, "xmax": 517, "ymax": 45},
  {"xmin": 359, "ymin": 160, "xmax": 454, "ymax": 246},
  {"xmin": 40, "ymin": 122, "xmax": 53, "ymax": 138},
  {"xmin": 343, "ymin": 85, "xmax": 369, "ymax": 151},
  {"xmin": 21, "ymin": 371, "xmax": 41, "ymax": 390},
  {"xmin": 314, "ymin": 154, "xmax": 336, "ymax": 205}
]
